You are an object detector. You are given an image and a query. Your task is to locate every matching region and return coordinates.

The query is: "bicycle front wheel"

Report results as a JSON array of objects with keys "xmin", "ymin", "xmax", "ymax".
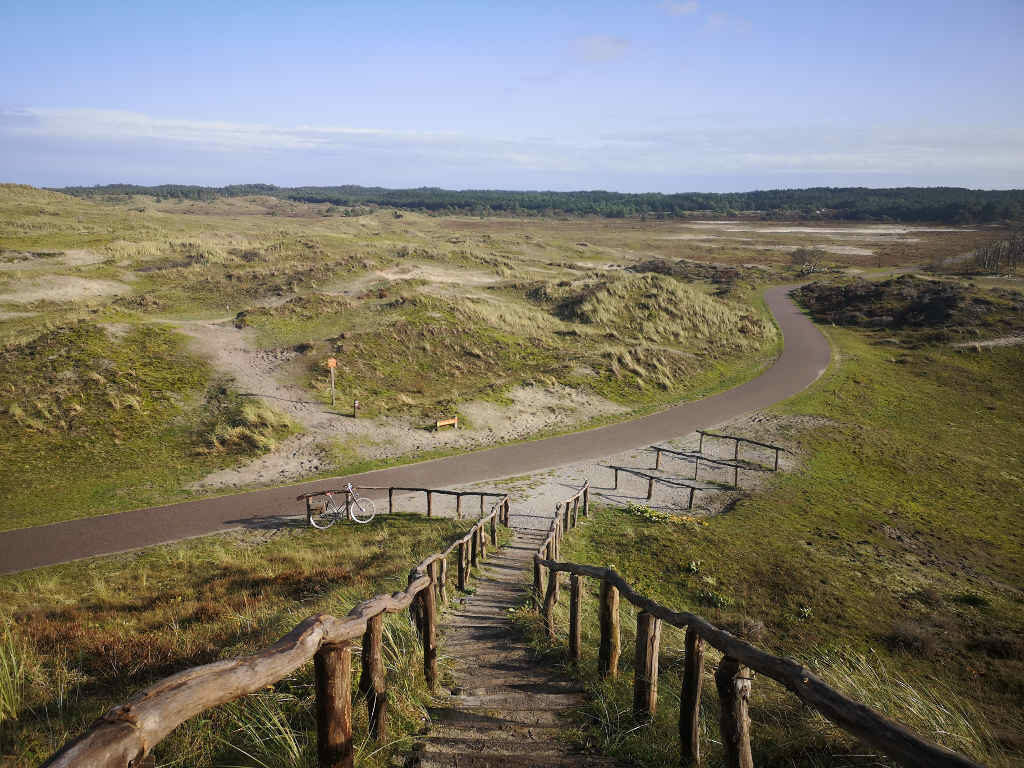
[
  {"xmin": 350, "ymin": 497, "xmax": 376, "ymax": 524},
  {"xmin": 309, "ymin": 496, "xmax": 339, "ymax": 529}
]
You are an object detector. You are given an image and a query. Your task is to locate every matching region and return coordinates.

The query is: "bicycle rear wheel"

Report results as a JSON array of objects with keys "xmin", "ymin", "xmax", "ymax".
[
  {"xmin": 350, "ymin": 496, "xmax": 376, "ymax": 524},
  {"xmin": 309, "ymin": 496, "xmax": 340, "ymax": 529}
]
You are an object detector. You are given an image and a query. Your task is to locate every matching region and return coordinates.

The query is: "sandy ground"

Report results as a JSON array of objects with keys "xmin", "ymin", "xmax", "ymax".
[
  {"xmin": 952, "ymin": 335, "xmax": 1024, "ymax": 349},
  {"xmin": 180, "ymin": 319, "xmax": 628, "ymax": 490},
  {"xmin": 0, "ymin": 275, "xmax": 129, "ymax": 303}
]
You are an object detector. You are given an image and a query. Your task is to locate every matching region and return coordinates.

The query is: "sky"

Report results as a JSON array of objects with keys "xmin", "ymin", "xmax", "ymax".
[{"xmin": 1, "ymin": 0, "xmax": 1022, "ymax": 192}]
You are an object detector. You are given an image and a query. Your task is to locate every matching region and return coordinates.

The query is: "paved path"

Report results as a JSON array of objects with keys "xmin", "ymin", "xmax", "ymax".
[{"xmin": 0, "ymin": 285, "xmax": 829, "ymax": 574}]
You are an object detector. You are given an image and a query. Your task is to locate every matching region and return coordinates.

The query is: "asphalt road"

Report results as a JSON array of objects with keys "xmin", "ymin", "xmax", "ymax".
[{"xmin": 0, "ymin": 285, "xmax": 830, "ymax": 574}]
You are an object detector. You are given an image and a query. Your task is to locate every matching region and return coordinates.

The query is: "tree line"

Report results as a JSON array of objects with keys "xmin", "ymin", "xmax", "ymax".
[{"xmin": 56, "ymin": 183, "xmax": 1024, "ymax": 224}]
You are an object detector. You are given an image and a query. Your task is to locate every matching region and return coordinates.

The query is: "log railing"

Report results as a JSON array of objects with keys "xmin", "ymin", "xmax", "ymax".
[
  {"xmin": 530, "ymin": 491, "xmax": 982, "ymax": 768},
  {"xmin": 42, "ymin": 494, "xmax": 511, "ymax": 768},
  {"xmin": 697, "ymin": 430, "xmax": 789, "ymax": 472},
  {"xmin": 297, "ymin": 485, "xmax": 512, "ymax": 522}
]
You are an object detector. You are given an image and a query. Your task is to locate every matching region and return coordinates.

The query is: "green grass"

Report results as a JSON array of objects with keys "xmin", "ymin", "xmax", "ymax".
[
  {"xmin": 0, "ymin": 323, "xmax": 292, "ymax": 531},
  {"xmin": 516, "ymin": 327, "xmax": 1024, "ymax": 766},
  {"xmin": 0, "ymin": 512, "xmax": 478, "ymax": 767}
]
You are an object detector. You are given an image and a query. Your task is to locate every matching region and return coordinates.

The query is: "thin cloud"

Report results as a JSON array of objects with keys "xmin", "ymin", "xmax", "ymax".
[
  {"xmin": 661, "ymin": 1, "xmax": 699, "ymax": 16},
  {"xmin": 571, "ymin": 35, "xmax": 631, "ymax": 64}
]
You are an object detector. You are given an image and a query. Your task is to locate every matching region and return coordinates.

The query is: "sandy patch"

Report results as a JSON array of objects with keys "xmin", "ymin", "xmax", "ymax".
[
  {"xmin": 952, "ymin": 336, "xmax": 1024, "ymax": 349},
  {"xmin": 179, "ymin": 319, "xmax": 629, "ymax": 490},
  {"xmin": 0, "ymin": 310, "xmax": 38, "ymax": 320},
  {"xmin": 686, "ymin": 223, "xmax": 973, "ymax": 236},
  {"xmin": 0, "ymin": 276, "xmax": 129, "ymax": 304},
  {"xmin": 376, "ymin": 264, "xmax": 500, "ymax": 285}
]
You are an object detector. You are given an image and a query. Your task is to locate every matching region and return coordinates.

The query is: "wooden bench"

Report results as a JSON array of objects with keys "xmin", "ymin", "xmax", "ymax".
[{"xmin": 435, "ymin": 416, "xmax": 458, "ymax": 431}]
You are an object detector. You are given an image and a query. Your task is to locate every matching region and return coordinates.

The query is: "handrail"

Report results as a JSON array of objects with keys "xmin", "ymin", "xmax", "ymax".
[
  {"xmin": 297, "ymin": 485, "xmax": 511, "ymax": 521},
  {"xmin": 529, "ymin": 496, "xmax": 982, "ymax": 768},
  {"xmin": 42, "ymin": 495, "xmax": 510, "ymax": 768}
]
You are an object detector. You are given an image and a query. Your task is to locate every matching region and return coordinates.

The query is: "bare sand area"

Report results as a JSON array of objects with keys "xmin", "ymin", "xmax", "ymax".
[{"xmin": 0, "ymin": 275, "xmax": 129, "ymax": 304}]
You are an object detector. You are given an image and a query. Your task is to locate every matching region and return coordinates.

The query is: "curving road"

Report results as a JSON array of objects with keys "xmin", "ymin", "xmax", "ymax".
[{"xmin": 0, "ymin": 285, "xmax": 830, "ymax": 575}]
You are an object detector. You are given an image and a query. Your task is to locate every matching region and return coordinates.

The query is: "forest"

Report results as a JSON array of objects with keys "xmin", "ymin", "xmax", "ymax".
[{"xmin": 57, "ymin": 183, "xmax": 1024, "ymax": 224}]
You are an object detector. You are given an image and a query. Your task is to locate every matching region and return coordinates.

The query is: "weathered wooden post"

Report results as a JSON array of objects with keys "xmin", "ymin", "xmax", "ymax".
[
  {"xmin": 646, "ymin": 476, "xmax": 655, "ymax": 500},
  {"xmin": 569, "ymin": 573, "xmax": 582, "ymax": 662},
  {"xmin": 563, "ymin": 501, "xmax": 570, "ymax": 532},
  {"xmin": 571, "ymin": 497, "xmax": 579, "ymax": 527},
  {"xmin": 480, "ymin": 495, "xmax": 485, "ymax": 517},
  {"xmin": 598, "ymin": 572, "xmax": 620, "ymax": 679},
  {"xmin": 698, "ymin": 431, "xmax": 705, "ymax": 453},
  {"xmin": 543, "ymin": 569, "xmax": 558, "ymax": 641},
  {"xmin": 583, "ymin": 485, "xmax": 589, "ymax": 516},
  {"xmin": 680, "ymin": 627, "xmax": 705, "ymax": 767},
  {"xmin": 407, "ymin": 571, "xmax": 423, "ymax": 633},
  {"xmin": 479, "ymin": 523, "xmax": 487, "ymax": 559},
  {"xmin": 688, "ymin": 487, "xmax": 695, "ymax": 510},
  {"xmin": 420, "ymin": 565, "xmax": 438, "ymax": 689},
  {"xmin": 438, "ymin": 557, "xmax": 448, "ymax": 603},
  {"xmin": 490, "ymin": 512, "xmax": 497, "ymax": 545},
  {"xmin": 388, "ymin": 488, "xmax": 394, "ymax": 515},
  {"xmin": 503, "ymin": 497, "xmax": 510, "ymax": 525},
  {"xmin": 456, "ymin": 494, "xmax": 462, "ymax": 520},
  {"xmin": 613, "ymin": 467, "xmax": 619, "ymax": 489},
  {"xmin": 655, "ymin": 448, "xmax": 662, "ymax": 469},
  {"xmin": 471, "ymin": 525, "xmax": 479, "ymax": 567},
  {"xmin": 426, "ymin": 491, "xmax": 433, "ymax": 518},
  {"xmin": 733, "ymin": 438, "xmax": 739, "ymax": 461},
  {"xmin": 693, "ymin": 457, "xmax": 700, "ymax": 481},
  {"xmin": 457, "ymin": 541, "xmax": 467, "ymax": 591},
  {"xmin": 533, "ymin": 554, "xmax": 544, "ymax": 599},
  {"xmin": 733, "ymin": 462, "xmax": 739, "ymax": 487},
  {"xmin": 773, "ymin": 447, "xmax": 780, "ymax": 472},
  {"xmin": 633, "ymin": 612, "xmax": 661, "ymax": 719},
  {"xmin": 315, "ymin": 643, "xmax": 353, "ymax": 768},
  {"xmin": 359, "ymin": 614, "xmax": 387, "ymax": 741},
  {"xmin": 716, "ymin": 657, "xmax": 754, "ymax": 768}
]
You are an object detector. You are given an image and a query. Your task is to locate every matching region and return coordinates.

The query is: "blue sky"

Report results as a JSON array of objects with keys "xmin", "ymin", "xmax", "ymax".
[{"xmin": 1, "ymin": 0, "xmax": 1022, "ymax": 191}]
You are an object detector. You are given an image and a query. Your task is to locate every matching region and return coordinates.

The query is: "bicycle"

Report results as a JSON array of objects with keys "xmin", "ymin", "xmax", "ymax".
[{"xmin": 303, "ymin": 483, "xmax": 376, "ymax": 528}]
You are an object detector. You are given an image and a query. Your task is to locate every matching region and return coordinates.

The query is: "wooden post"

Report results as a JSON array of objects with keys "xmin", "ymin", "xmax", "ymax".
[
  {"xmin": 583, "ymin": 485, "xmax": 589, "ymax": 516},
  {"xmin": 688, "ymin": 487, "xmax": 695, "ymax": 510},
  {"xmin": 359, "ymin": 614, "xmax": 387, "ymax": 742},
  {"xmin": 733, "ymin": 438, "xmax": 739, "ymax": 461},
  {"xmin": 569, "ymin": 573, "xmax": 582, "ymax": 662},
  {"xmin": 598, "ymin": 574, "xmax": 620, "ymax": 679},
  {"xmin": 420, "ymin": 567, "xmax": 438, "ymax": 689},
  {"xmin": 471, "ymin": 526, "xmax": 479, "ymax": 567},
  {"xmin": 407, "ymin": 572, "xmax": 423, "ymax": 633},
  {"xmin": 388, "ymin": 488, "xmax": 394, "ymax": 515},
  {"xmin": 571, "ymin": 497, "xmax": 579, "ymax": 528},
  {"xmin": 533, "ymin": 554, "xmax": 544, "ymax": 598},
  {"xmin": 773, "ymin": 448, "xmax": 780, "ymax": 472},
  {"xmin": 438, "ymin": 557, "xmax": 448, "ymax": 603},
  {"xmin": 634, "ymin": 612, "xmax": 661, "ymax": 719},
  {"xmin": 716, "ymin": 657, "xmax": 754, "ymax": 768},
  {"xmin": 680, "ymin": 628, "xmax": 705, "ymax": 767},
  {"xmin": 614, "ymin": 467, "xmax": 619, "ymax": 489},
  {"xmin": 480, "ymin": 495, "xmax": 485, "ymax": 517},
  {"xmin": 694, "ymin": 457, "xmax": 700, "ymax": 481},
  {"xmin": 490, "ymin": 513, "xmax": 497, "ymax": 545},
  {"xmin": 563, "ymin": 501, "xmax": 570, "ymax": 532},
  {"xmin": 456, "ymin": 495, "xmax": 463, "ymax": 520},
  {"xmin": 479, "ymin": 523, "xmax": 487, "ymax": 559},
  {"xmin": 647, "ymin": 476, "xmax": 655, "ymax": 500},
  {"xmin": 315, "ymin": 643, "xmax": 353, "ymax": 768},
  {"xmin": 457, "ymin": 541, "xmax": 467, "ymax": 591},
  {"xmin": 655, "ymin": 448, "xmax": 662, "ymax": 469},
  {"xmin": 426, "ymin": 491, "xmax": 433, "ymax": 518},
  {"xmin": 503, "ymin": 497, "xmax": 510, "ymax": 525},
  {"xmin": 699, "ymin": 432, "xmax": 704, "ymax": 453},
  {"xmin": 543, "ymin": 569, "xmax": 558, "ymax": 641}
]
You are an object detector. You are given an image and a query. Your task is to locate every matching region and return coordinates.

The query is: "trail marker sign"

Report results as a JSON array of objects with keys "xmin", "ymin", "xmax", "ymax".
[{"xmin": 327, "ymin": 358, "xmax": 337, "ymax": 405}]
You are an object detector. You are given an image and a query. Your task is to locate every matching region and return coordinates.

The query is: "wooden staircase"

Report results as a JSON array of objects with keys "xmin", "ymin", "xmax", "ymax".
[{"xmin": 409, "ymin": 528, "xmax": 617, "ymax": 768}]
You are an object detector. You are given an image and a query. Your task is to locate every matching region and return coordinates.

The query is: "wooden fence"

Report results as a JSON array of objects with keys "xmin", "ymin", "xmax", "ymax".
[
  {"xmin": 697, "ymin": 430, "xmax": 788, "ymax": 471},
  {"xmin": 531, "ymin": 488, "xmax": 982, "ymax": 768},
  {"xmin": 297, "ymin": 485, "xmax": 511, "ymax": 522},
  {"xmin": 42, "ymin": 492, "xmax": 511, "ymax": 768}
]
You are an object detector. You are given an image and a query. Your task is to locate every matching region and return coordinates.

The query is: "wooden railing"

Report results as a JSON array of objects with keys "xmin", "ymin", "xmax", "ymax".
[
  {"xmin": 296, "ymin": 485, "xmax": 512, "ymax": 521},
  {"xmin": 530, "ymin": 489, "xmax": 982, "ymax": 768},
  {"xmin": 697, "ymin": 430, "xmax": 789, "ymax": 471},
  {"xmin": 42, "ymin": 494, "xmax": 511, "ymax": 768}
]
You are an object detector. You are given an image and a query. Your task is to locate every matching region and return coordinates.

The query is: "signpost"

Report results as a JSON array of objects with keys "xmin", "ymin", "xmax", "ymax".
[{"xmin": 326, "ymin": 358, "xmax": 337, "ymax": 406}]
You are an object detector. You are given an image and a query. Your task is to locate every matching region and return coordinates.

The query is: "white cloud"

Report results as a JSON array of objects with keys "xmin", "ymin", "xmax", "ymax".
[
  {"xmin": 661, "ymin": 1, "xmax": 699, "ymax": 16},
  {"xmin": 2, "ymin": 107, "xmax": 1022, "ymax": 185},
  {"xmin": 571, "ymin": 35, "xmax": 631, "ymax": 64}
]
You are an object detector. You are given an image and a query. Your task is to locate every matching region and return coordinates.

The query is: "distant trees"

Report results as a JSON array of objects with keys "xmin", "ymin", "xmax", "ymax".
[{"xmin": 55, "ymin": 184, "xmax": 1024, "ymax": 225}]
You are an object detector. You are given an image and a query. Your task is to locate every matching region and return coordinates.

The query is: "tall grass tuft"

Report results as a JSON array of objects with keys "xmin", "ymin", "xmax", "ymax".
[
  {"xmin": 810, "ymin": 648, "xmax": 1003, "ymax": 766},
  {"xmin": 0, "ymin": 622, "xmax": 26, "ymax": 725},
  {"xmin": 218, "ymin": 691, "xmax": 314, "ymax": 768}
]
